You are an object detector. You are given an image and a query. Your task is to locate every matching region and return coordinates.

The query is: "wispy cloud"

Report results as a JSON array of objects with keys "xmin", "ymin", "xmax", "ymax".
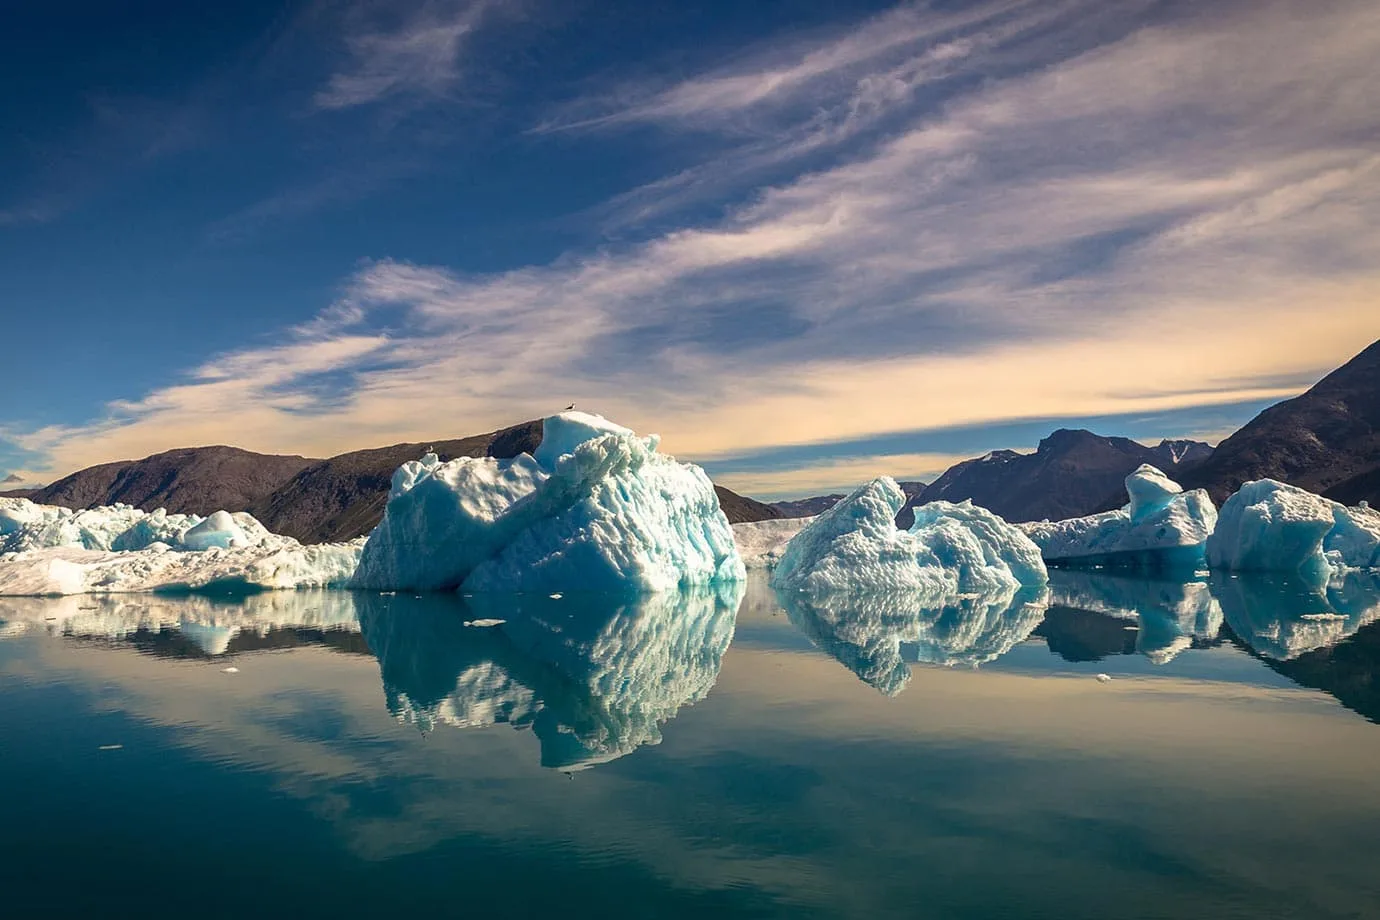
[
  {"xmin": 10, "ymin": 0, "xmax": 1380, "ymax": 490},
  {"xmin": 314, "ymin": 0, "xmax": 502, "ymax": 111}
]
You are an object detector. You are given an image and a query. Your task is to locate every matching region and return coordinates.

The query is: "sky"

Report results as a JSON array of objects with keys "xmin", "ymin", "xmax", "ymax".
[{"xmin": 1, "ymin": 0, "xmax": 1377, "ymax": 498}]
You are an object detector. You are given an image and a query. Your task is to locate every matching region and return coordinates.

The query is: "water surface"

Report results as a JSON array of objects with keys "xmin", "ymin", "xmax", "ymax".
[{"xmin": 3, "ymin": 572, "xmax": 1379, "ymax": 918}]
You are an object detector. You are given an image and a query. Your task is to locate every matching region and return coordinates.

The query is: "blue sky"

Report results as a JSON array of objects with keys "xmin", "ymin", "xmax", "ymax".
[{"xmin": 2, "ymin": 0, "xmax": 1377, "ymax": 497}]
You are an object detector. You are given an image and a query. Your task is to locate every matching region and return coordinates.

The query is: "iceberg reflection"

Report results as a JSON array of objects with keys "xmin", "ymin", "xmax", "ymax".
[
  {"xmin": 356, "ymin": 583, "xmax": 742, "ymax": 770},
  {"xmin": 1045, "ymin": 570, "xmax": 1223, "ymax": 664},
  {"xmin": 0, "ymin": 591, "xmax": 363, "ymax": 657},
  {"xmin": 1211, "ymin": 571, "xmax": 1380, "ymax": 661},
  {"xmin": 778, "ymin": 585, "xmax": 1049, "ymax": 695}
]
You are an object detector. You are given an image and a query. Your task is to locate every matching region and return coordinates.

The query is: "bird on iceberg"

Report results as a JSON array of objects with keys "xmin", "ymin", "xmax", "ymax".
[{"xmin": 564, "ymin": 403, "xmax": 575, "ymax": 410}]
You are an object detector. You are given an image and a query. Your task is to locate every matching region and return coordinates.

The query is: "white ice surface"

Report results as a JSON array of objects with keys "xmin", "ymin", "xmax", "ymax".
[
  {"xmin": 770, "ymin": 477, "xmax": 1047, "ymax": 594},
  {"xmin": 1020, "ymin": 465, "xmax": 1216, "ymax": 566},
  {"xmin": 0, "ymin": 538, "xmax": 364, "ymax": 596},
  {"xmin": 351, "ymin": 412, "xmax": 744, "ymax": 594},
  {"xmin": 1206, "ymin": 479, "xmax": 1380, "ymax": 582},
  {"xmin": 1, "ymin": 497, "xmax": 270, "ymax": 554},
  {"xmin": 732, "ymin": 517, "xmax": 815, "ymax": 569}
]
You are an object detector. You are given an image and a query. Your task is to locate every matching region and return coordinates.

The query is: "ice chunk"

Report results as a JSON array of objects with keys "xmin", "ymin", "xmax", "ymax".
[
  {"xmin": 0, "ymin": 497, "xmax": 276, "ymax": 555},
  {"xmin": 357, "ymin": 584, "xmax": 741, "ymax": 769},
  {"xmin": 1125, "ymin": 464, "xmax": 1183, "ymax": 522},
  {"xmin": 770, "ymin": 477, "xmax": 1047, "ymax": 595},
  {"xmin": 732, "ymin": 516, "xmax": 815, "ymax": 570},
  {"xmin": 1324, "ymin": 502, "xmax": 1380, "ymax": 571},
  {"xmin": 778, "ymin": 583, "xmax": 1049, "ymax": 695},
  {"xmin": 351, "ymin": 412, "xmax": 743, "ymax": 594},
  {"xmin": 531, "ymin": 411, "xmax": 637, "ymax": 469},
  {"xmin": 1205, "ymin": 479, "xmax": 1379, "ymax": 582},
  {"xmin": 0, "ymin": 538, "xmax": 365, "ymax": 596},
  {"xmin": 181, "ymin": 511, "xmax": 248, "ymax": 551},
  {"xmin": 1021, "ymin": 465, "xmax": 1216, "ymax": 571}
]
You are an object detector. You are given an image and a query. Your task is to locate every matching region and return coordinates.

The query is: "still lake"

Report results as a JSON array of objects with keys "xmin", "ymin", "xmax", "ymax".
[{"xmin": 2, "ymin": 570, "xmax": 1379, "ymax": 919}]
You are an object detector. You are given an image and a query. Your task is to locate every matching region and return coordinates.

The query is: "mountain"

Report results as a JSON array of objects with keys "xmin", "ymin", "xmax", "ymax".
[
  {"xmin": 5, "ymin": 418, "xmax": 782, "ymax": 543},
  {"xmin": 6, "ymin": 446, "xmax": 316, "ymax": 515},
  {"xmin": 771, "ymin": 494, "xmax": 845, "ymax": 518},
  {"xmin": 897, "ymin": 430, "xmax": 1213, "ymax": 526},
  {"xmin": 250, "ymin": 421, "xmax": 545, "ymax": 543},
  {"xmin": 1180, "ymin": 340, "xmax": 1380, "ymax": 506},
  {"xmin": 714, "ymin": 487, "xmax": 782, "ymax": 525}
]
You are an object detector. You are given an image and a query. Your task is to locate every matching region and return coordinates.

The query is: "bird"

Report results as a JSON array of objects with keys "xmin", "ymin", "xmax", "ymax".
[{"xmin": 564, "ymin": 403, "xmax": 575, "ymax": 411}]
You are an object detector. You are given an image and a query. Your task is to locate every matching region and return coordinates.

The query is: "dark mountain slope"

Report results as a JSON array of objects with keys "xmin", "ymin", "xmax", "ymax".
[
  {"xmin": 16, "ymin": 447, "xmax": 315, "ymax": 515},
  {"xmin": 771, "ymin": 494, "xmax": 845, "ymax": 518},
  {"xmin": 714, "ymin": 487, "xmax": 782, "ymax": 525},
  {"xmin": 898, "ymin": 431, "xmax": 1212, "ymax": 525},
  {"xmin": 1180, "ymin": 340, "xmax": 1380, "ymax": 505},
  {"xmin": 252, "ymin": 421, "xmax": 544, "ymax": 543}
]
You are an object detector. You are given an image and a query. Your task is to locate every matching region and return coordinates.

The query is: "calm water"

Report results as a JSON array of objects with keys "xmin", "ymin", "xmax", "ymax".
[{"xmin": 3, "ymin": 571, "xmax": 1380, "ymax": 919}]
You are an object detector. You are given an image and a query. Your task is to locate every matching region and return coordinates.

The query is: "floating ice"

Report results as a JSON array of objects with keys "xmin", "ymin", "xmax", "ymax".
[
  {"xmin": 777, "ymin": 581, "xmax": 1049, "ymax": 694},
  {"xmin": 1205, "ymin": 479, "xmax": 1380, "ymax": 582},
  {"xmin": 351, "ymin": 411, "xmax": 744, "ymax": 594},
  {"xmin": 0, "ymin": 497, "xmax": 272, "ymax": 555},
  {"xmin": 770, "ymin": 478, "xmax": 1046, "ymax": 595},
  {"xmin": 358, "ymin": 584, "xmax": 742, "ymax": 769},
  {"xmin": 181, "ymin": 511, "xmax": 249, "ymax": 551},
  {"xmin": 1021, "ymin": 465, "xmax": 1217, "ymax": 571},
  {"xmin": 0, "ymin": 538, "xmax": 365, "ymax": 596}
]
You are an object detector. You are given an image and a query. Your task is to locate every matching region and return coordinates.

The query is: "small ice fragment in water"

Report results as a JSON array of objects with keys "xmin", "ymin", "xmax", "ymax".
[
  {"xmin": 221, "ymin": 666, "xmax": 240, "ymax": 673},
  {"xmin": 549, "ymin": 593, "xmax": 563, "ymax": 599},
  {"xmin": 464, "ymin": 618, "xmax": 505, "ymax": 628},
  {"xmin": 98, "ymin": 744, "xmax": 123, "ymax": 751},
  {"xmin": 1096, "ymin": 673, "xmax": 1112, "ymax": 683}
]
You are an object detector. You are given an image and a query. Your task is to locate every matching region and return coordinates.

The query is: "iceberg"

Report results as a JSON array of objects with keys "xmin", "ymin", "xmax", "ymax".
[
  {"xmin": 1, "ymin": 497, "xmax": 269, "ymax": 554},
  {"xmin": 1020, "ymin": 465, "xmax": 1216, "ymax": 571},
  {"xmin": 1205, "ymin": 479, "xmax": 1380, "ymax": 583},
  {"xmin": 770, "ymin": 477, "xmax": 1046, "ymax": 595},
  {"xmin": 0, "ymin": 539, "xmax": 364, "ymax": 596},
  {"xmin": 779, "ymin": 584, "xmax": 1049, "ymax": 694},
  {"xmin": 357, "ymin": 584, "xmax": 741, "ymax": 769},
  {"xmin": 350, "ymin": 411, "xmax": 744, "ymax": 594}
]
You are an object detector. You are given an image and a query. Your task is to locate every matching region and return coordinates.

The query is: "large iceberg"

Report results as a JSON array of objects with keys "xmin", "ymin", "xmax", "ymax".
[
  {"xmin": 1020, "ymin": 465, "xmax": 1216, "ymax": 571},
  {"xmin": 770, "ymin": 477, "xmax": 1046, "ymax": 595},
  {"xmin": 358, "ymin": 584, "xmax": 741, "ymax": 769},
  {"xmin": 350, "ymin": 412, "xmax": 744, "ymax": 594},
  {"xmin": 1205, "ymin": 480, "xmax": 1380, "ymax": 583}
]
